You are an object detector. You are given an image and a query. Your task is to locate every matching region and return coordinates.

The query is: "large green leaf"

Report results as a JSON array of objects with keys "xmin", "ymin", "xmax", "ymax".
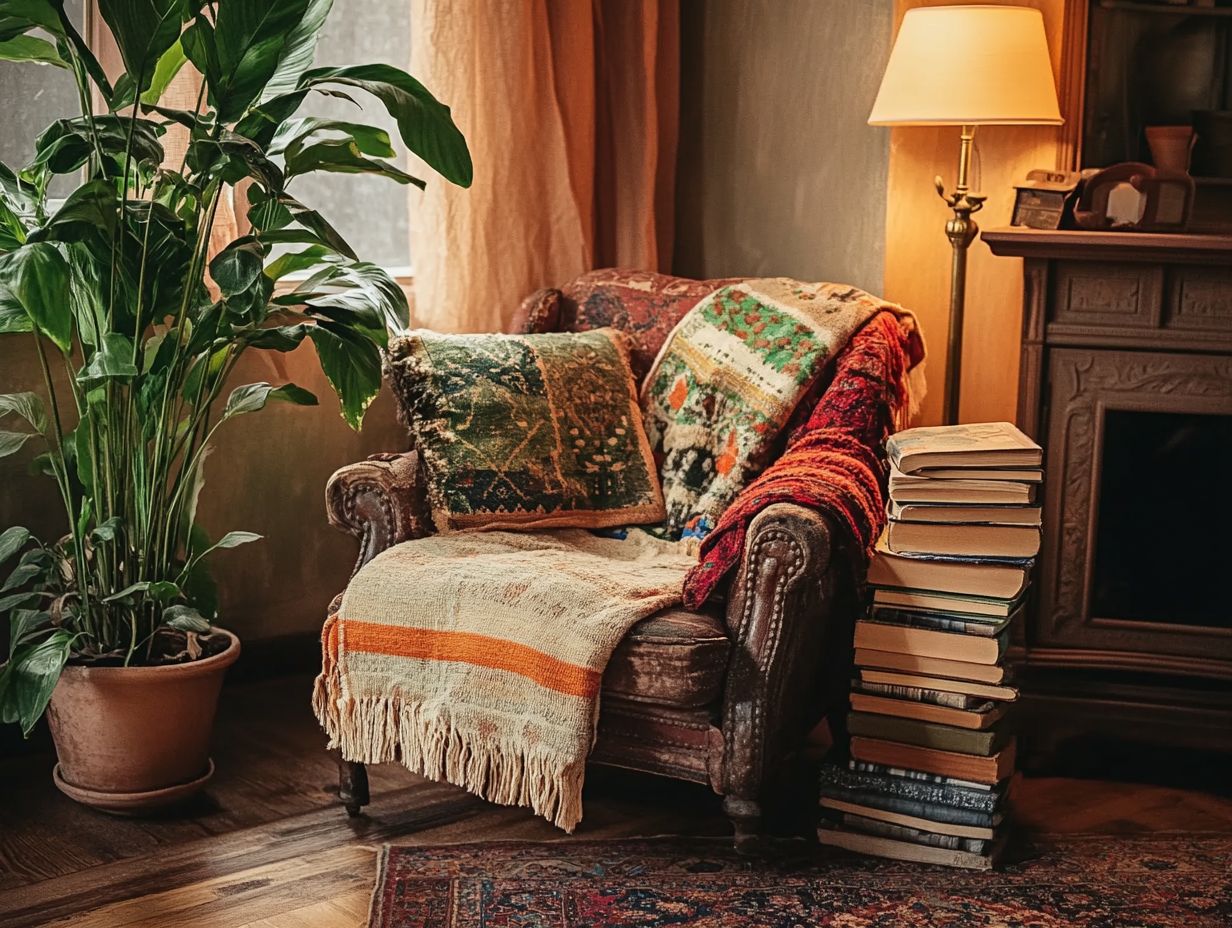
[
  {"xmin": 308, "ymin": 321, "xmax": 382, "ymax": 430},
  {"xmin": 298, "ymin": 64, "xmax": 472, "ymax": 187},
  {"xmin": 0, "ymin": 430, "xmax": 37, "ymax": 459},
  {"xmin": 209, "ymin": 237, "xmax": 264, "ymax": 297},
  {"xmin": 77, "ymin": 332, "xmax": 139, "ymax": 385},
  {"xmin": 222, "ymin": 381, "xmax": 317, "ymax": 420},
  {"xmin": 182, "ymin": 0, "xmax": 312, "ymax": 124},
  {"xmin": 0, "ymin": 34, "xmax": 66, "ymax": 66},
  {"xmin": 0, "ymin": 242, "xmax": 71, "ymax": 351},
  {"xmin": 258, "ymin": 0, "xmax": 331, "ymax": 102},
  {"xmin": 269, "ymin": 117, "xmax": 394, "ymax": 158},
  {"xmin": 283, "ymin": 137, "xmax": 424, "ymax": 188},
  {"xmin": 263, "ymin": 246, "xmax": 327, "ymax": 281},
  {"xmin": 0, "ymin": 0, "xmax": 62, "ymax": 41},
  {"xmin": 139, "ymin": 36, "xmax": 187, "ymax": 106},
  {"xmin": 28, "ymin": 178, "xmax": 118, "ymax": 245},
  {"xmin": 96, "ymin": 0, "xmax": 185, "ymax": 94},
  {"xmin": 0, "ymin": 392, "xmax": 46, "ymax": 433},
  {"xmin": 291, "ymin": 261, "xmax": 407, "ymax": 334},
  {"xmin": 32, "ymin": 116, "xmax": 165, "ymax": 176},
  {"xmin": 0, "ymin": 526, "xmax": 31, "ymax": 567},
  {"xmin": 0, "ymin": 628, "xmax": 72, "ymax": 736}
]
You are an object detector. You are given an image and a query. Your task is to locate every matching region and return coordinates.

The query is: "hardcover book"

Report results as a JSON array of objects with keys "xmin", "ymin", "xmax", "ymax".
[
  {"xmin": 872, "ymin": 587, "xmax": 1025, "ymax": 619},
  {"xmin": 851, "ymin": 735, "xmax": 1017, "ymax": 786},
  {"xmin": 889, "ymin": 465, "xmax": 1037, "ymax": 506},
  {"xmin": 849, "ymin": 760, "xmax": 993, "ymax": 792},
  {"xmin": 869, "ymin": 605, "xmax": 1013, "ymax": 638},
  {"xmin": 818, "ymin": 795, "xmax": 1000, "ymax": 836},
  {"xmin": 885, "ymin": 521, "xmax": 1041, "ymax": 559},
  {"xmin": 887, "ymin": 421, "xmax": 1041, "ymax": 474},
  {"xmin": 848, "ymin": 711, "xmax": 1012, "ymax": 755},
  {"xmin": 855, "ymin": 680, "xmax": 991, "ymax": 710},
  {"xmin": 838, "ymin": 812, "xmax": 990, "ymax": 854},
  {"xmin": 854, "ymin": 648, "xmax": 1012, "ymax": 684},
  {"xmin": 822, "ymin": 764, "xmax": 1003, "ymax": 813},
  {"xmin": 853, "ymin": 621, "xmax": 1009, "ymax": 665},
  {"xmin": 888, "ymin": 501, "xmax": 1042, "ymax": 526},
  {"xmin": 818, "ymin": 823, "xmax": 1004, "ymax": 871},
  {"xmin": 860, "ymin": 668, "xmax": 1019, "ymax": 702},
  {"xmin": 867, "ymin": 534, "xmax": 1030, "ymax": 600},
  {"xmin": 849, "ymin": 692, "xmax": 1007, "ymax": 730}
]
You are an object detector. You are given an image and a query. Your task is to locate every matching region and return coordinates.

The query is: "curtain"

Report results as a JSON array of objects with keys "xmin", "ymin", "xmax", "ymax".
[{"xmin": 408, "ymin": 0, "xmax": 680, "ymax": 333}]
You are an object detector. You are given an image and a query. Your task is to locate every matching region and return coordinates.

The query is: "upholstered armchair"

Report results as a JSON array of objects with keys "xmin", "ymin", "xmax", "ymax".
[{"xmin": 324, "ymin": 270, "xmax": 862, "ymax": 847}]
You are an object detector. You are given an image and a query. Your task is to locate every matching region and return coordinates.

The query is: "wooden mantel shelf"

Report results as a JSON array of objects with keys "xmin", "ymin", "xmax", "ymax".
[{"xmin": 982, "ymin": 227, "xmax": 1232, "ymax": 265}]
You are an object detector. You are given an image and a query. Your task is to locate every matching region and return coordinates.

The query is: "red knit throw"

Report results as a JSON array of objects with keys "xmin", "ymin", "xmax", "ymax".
[{"xmin": 682, "ymin": 311, "xmax": 920, "ymax": 609}]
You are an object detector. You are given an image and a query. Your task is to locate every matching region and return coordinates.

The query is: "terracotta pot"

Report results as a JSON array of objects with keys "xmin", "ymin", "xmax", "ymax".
[{"xmin": 46, "ymin": 628, "xmax": 240, "ymax": 814}]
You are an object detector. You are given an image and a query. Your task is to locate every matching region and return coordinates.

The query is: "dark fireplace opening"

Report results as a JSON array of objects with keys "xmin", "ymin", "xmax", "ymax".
[{"xmin": 1091, "ymin": 409, "xmax": 1232, "ymax": 629}]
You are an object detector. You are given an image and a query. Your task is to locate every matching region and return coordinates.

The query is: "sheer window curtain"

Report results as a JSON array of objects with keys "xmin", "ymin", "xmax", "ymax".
[{"xmin": 408, "ymin": 0, "xmax": 680, "ymax": 334}]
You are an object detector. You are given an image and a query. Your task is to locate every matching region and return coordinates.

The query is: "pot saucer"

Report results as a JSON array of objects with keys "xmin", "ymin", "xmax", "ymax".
[{"xmin": 53, "ymin": 759, "xmax": 215, "ymax": 815}]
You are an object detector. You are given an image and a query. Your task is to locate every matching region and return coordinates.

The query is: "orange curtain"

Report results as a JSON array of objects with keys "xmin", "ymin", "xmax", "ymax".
[{"xmin": 408, "ymin": 0, "xmax": 679, "ymax": 333}]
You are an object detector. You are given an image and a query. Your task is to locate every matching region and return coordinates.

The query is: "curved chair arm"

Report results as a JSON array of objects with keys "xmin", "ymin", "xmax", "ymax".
[
  {"xmin": 717, "ymin": 502, "xmax": 853, "ymax": 848},
  {"xmin": 324, "ymin": 451, "xmax": 435, "ymax": 576}
]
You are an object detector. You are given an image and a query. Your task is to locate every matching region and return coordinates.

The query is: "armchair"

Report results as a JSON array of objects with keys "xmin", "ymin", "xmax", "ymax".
[{"xmin": 324, "ymin": 270, "xmax": 863, "ymax": 847}]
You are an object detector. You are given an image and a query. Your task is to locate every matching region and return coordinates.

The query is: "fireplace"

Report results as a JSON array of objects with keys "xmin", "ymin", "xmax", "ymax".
[{"xmin": 983, "ymin": 228, "xmax": 1232, "ymax": 760}]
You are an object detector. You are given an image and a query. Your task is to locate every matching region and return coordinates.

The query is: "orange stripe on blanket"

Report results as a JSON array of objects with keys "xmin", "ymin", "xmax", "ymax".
[{"xmin": 339, "ymin": 620, "xmax": 601, "ymax": 699}]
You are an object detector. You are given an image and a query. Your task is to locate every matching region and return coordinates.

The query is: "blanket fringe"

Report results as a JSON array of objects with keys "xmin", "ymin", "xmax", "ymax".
[{"xmin": 312, "ymin": 668, "xmax": 587, "ymax": 832}]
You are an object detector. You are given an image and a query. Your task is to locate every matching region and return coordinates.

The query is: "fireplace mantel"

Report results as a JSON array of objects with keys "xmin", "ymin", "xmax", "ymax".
[
  {"xmin": 982, "ymin": 226, "xmax": 1232, "ymax": 763},
  {"xmin": 983, "ymin": 227, "xmax": 1232, "ymax": 265}
]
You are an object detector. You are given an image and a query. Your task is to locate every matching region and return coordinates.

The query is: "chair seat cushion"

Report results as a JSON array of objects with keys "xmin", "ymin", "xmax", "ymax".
[{"xmin": 602, "ymin": 607, "xmax": 729, "ymax": 709}]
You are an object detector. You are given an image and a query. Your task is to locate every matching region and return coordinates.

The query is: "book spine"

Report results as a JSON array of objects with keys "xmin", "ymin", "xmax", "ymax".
[
  {"xmin": 820, "ymin": 784, "xmax": 998, "ymax": 828},
  {"xmin": 840, "ymin": 813, "xmax": 990, "ymax": 854},
  {"xmin": 870, "ymin": 607, "xmax": 1004, "ymax": 638},
  {"xmin": 822, "ymin": 764, "xmax": 1001, "ymax": 813},
  {"xmin": 849, "ymin": 760, "xmax": 992, "ymax": 792},
  {"xmin": 856, "ymin": 681, "xmax": 990, "ymax": 711},
  {"xmin": 848, "ymin": 711, "xmax": 1001, "ymax": 755}
]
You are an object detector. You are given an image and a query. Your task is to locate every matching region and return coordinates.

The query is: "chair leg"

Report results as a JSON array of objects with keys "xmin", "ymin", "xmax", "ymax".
[
  {"xmin": 338, "ymin": 759, "xmax": 369, "ymax": 817},
  {"xmin": 723, "ymin": 795, "xmax": 763, "ymax": 855}
]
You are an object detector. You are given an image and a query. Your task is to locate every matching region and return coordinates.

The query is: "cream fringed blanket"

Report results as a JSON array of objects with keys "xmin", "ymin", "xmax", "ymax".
[{"xmin": 313, "ymin": 529, "xmax": 696, "ymax": 831}]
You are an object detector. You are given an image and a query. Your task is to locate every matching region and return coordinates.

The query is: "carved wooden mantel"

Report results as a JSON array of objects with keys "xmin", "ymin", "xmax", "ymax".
[{"xmin": 981, "ymin": 227, "xmax": 1232, "ymax": 759}]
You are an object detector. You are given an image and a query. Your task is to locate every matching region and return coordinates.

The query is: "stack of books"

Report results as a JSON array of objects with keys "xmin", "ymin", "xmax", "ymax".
[{"xmin": 817, "ymin": 421, "xmax": 1043, "ymax": 870}]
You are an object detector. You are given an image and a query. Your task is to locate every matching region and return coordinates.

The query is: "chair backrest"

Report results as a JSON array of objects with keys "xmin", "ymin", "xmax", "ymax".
[{"xmin": 511, "ymin": 268, "xmax": 738, "ymax": 384}]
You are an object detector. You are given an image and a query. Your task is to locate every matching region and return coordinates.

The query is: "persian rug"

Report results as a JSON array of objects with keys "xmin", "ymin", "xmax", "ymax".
[
  {"xmin": 684, "ymin": 310, "xmax": 925, "ymax": 608},
  {"xmin": 639, "ymin": 278, "xmax": 906, "ymax": 541},
  {"xmin": 367, "ymin": 834, "xmax": 1232, "ymax": 928},
  {"xmin": 313, "ymin": 530, "xmax": 697, "ymax": 831},
  {"xmin": 386, "ymin": 327, "xmax": 663, "ymax": 532}
]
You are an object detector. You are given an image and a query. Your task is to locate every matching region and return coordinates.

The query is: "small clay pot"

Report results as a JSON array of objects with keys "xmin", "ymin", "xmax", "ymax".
[{"xmin": 46, "ymin": 628, "xmax": 240, "ymax": 814}]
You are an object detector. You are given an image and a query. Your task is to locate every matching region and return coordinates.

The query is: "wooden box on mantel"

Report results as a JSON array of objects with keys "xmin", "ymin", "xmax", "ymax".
[{"xmin": 981, "ymin": 227, "xmax": 1232, "ymax": 764}]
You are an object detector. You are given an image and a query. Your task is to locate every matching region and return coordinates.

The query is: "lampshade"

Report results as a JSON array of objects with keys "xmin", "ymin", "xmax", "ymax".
[{"xmin": 868, "ymin": 5, "xmax": 1062, "ymax": 127}]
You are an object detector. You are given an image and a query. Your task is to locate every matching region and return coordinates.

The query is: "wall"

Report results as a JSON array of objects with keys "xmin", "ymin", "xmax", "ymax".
[
  {"xmin": 674, "ymin": 0, "xmax": 893, "ymax": 294},
  {"xmin": 882, "ymin": 0, "xmax": 1071, "ymax": 425}
]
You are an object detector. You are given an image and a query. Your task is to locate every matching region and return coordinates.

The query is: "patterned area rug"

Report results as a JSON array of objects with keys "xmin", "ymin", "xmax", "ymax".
[{"xmin": 369, "ymin": 834, "xmax": 1231, "ymax": 927}]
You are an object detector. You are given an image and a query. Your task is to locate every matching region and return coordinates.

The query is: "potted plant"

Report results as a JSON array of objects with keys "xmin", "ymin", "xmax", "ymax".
[{"xmin": 0, "ymin": 0, "xmax": 471, "ymax": 811}]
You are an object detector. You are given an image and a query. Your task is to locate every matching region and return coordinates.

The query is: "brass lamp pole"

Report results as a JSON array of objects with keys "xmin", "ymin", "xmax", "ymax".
[
  {"xmin": 868, "ymin": 5, "xmax": 1062, "ymax": 425},
  {"xmin": 936, "ymin": 125, "xmax": 986, "ymax": 425}
]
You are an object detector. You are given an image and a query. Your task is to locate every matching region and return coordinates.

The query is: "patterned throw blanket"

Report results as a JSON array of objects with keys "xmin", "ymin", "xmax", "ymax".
[
  {"xmin": 684, "ymin": 311, "xmax": 924, "ymax": 607},
  {"xmin": 315, "ymin": 279, "xmax": 920, "ymax": 831},
  {"xmin": 640, "ymin": 279, "xmax": 894, "ymax": 540},
  {"xmin": 315, "ymin": 529, "xmax": 696, "ymax": 831}
]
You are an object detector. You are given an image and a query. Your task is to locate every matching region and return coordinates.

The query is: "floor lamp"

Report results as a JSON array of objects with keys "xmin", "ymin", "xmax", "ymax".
[{"xmin": 868, "ymin": 5, "xmax": 1062, "ymax": 424}]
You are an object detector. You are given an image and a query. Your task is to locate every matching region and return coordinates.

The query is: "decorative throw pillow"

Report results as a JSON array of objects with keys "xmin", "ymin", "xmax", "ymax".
[
  {"xmin": 640, "ymin": 278, "xmax": 892, "ymax": 540},
  {"xmin": 387, "ymin": 328, "xmax": 665, "ymax": 532}
]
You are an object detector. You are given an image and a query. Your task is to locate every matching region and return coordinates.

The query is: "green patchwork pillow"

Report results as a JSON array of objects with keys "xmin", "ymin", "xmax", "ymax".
[{"xmin": 387, "ymin": 328, "xmax": 665, "ymax": 532}]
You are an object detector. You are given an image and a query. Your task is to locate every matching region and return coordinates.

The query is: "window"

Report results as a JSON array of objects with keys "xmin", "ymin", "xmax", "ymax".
[
  {"xmin": 0, "ymin": 1, "xmax": 414, "ymax": 272},
  {"xmin": 292, "ymin": 2, "xmax": 414, "ymax": 272}
]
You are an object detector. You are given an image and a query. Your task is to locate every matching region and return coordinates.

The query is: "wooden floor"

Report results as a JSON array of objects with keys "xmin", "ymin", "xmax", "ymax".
[{"xmin": 2, "ymin": 675, "xmax": 1231, "ymax": 928}]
